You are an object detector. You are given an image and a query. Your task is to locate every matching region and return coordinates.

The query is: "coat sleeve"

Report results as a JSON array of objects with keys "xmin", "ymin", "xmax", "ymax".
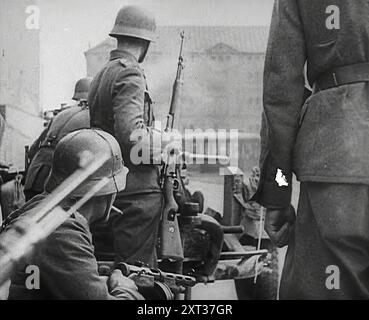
[
  {"xmin": 253, "ymin": 0, "xmax": 307, "ymax": 209},
  {"xmin": 111, "ymin": 67, "xmax": 161, "ymax": 164},
  {"xmin": 37, "ymin": 218, "xmax": 137, "ymax": 300}
]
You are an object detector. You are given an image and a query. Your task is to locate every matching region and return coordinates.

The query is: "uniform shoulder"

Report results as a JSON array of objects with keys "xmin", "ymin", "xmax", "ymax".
[
  {"xmin": 49, "ymin": 211, "xmax": 91, "ymax": 244},
  {"xmin": 116, "ymin": 59, "xmax": 144, "ymax": 80},
  {"xmin": 114, "ymin": 59, "xmax": 145, "ymax": 84},
  {"xmin": 60, "ymin": 211, "xmax": 89, "ymax": 233},
  {"xmin": 118, "ymin": 56, "xmax": 140, "ymax": 69}
]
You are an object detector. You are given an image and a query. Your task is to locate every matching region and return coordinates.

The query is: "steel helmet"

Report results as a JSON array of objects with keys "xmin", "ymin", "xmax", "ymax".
[
  {"xmin": 45, "ymin": 129, "xmax": 128, "ymax": 197},
  {"xmin": 72, "ymin": 77, "xmax": 92, "ymax": 101},
  {"xmin": 109, "ymin": 5, "xmax": 156, "ymax": 42},
  {"xmin": 43, "ymin": 106, "xmax": 90, "ymax": 148}
]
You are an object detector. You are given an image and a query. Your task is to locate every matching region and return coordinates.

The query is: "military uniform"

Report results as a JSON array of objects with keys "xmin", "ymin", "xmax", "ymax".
[
  {"xmin": 89, "ymin": 49, "xmax": 162, "ymax": 267},
  {"xmin": 24, "ymin": 106, "xmax": 90, "ymax": 201},
  {"xmin": 255, "ymin": 0, "xmax": 369, "ymax": 299},
  {"xmin": 8, "ymin": 194, "xmax": 138, "ymax": 300}
]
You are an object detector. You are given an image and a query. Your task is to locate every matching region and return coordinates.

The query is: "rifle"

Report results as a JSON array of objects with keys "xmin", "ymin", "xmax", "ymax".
[
  {"xmin": 159, "ymin": 31, "xmax": 185, "ymax": 265},
  {"xmin": 0, "ymin": 152, "xmax": 110, "ymax": 286}
]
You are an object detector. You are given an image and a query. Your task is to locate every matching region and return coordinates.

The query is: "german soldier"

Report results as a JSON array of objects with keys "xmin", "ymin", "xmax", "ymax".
[
  {"xmin": 88, "ymin": 6, "xmax": 163, "ymax": 268},
  {"xmin": 7, "ymin": 129, "xmax": 142, "ymax": 300},
  {"xmin": 254, "ymin": 0, "xmax": 369, "ymax": 299}
]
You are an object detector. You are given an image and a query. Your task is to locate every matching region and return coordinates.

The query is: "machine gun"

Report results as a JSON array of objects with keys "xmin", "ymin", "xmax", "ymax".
[
  {"xmin": 0, "ymin": 152, "xmax": 110, "ymax": 287},
  {"xmin": 98, "ymin": 261, "xmax": 196, "ymax": 300}
]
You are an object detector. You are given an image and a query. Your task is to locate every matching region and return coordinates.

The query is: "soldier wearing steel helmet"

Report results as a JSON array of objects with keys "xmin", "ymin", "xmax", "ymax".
[
  {"xmin": 7, "ymin": 129, "xmax": 143, "ymax": 300},
  {"xmin": 88, "ymin": 6, "xmax": 162, "ymax": 268},
  {"xmin": 72, "ymin": 77, "xmax": 92, "ymax": 102},
  {"xmin": 24, "ymin": 77, "xmax": 92, "ymax": 201}
]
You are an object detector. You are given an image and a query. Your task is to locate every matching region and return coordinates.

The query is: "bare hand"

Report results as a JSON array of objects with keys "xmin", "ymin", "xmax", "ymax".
[{"xmin": 108, "ymin": 269, "xmax": 138, "ymax": 292}]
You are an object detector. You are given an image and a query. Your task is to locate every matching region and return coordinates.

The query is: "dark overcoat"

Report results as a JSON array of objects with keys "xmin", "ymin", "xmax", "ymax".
[{"xmin": 255, "ymin": 0, "xmax": 369, "ymax": 208}]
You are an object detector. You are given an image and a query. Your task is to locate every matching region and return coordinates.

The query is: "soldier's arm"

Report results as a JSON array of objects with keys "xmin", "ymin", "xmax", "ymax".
[
  {"xmin": 254, "ymin": 0, "xmax": 307, "ymax": 208},
  {"xmin": 37, "ymin": 218, "xmax": 140, "ymax": 300},
  {"xmin": 112, "ymin": 67, "xmax": 161, "ymax": 164}
]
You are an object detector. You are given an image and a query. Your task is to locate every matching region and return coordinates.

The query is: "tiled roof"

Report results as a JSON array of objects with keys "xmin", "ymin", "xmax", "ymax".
[{"xmin": 86, "ymin": 25, "xmax": 269, "ymax": 55}]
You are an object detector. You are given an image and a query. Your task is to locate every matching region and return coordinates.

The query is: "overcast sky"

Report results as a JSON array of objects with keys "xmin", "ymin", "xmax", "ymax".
[{"xmin": 38, "ymin": 0, "xmax": 274, "ymax": 108}]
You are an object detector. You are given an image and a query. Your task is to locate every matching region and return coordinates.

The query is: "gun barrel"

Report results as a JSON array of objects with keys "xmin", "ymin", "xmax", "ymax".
[{"xmin": 165, "ymin": 31, "xmax": 185, "ymax": 131}]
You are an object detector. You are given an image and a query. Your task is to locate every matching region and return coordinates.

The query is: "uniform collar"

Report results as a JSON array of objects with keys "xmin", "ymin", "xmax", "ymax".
[{"xmin": 109, "ymin": 49, "xmax": 138, "ymax": 63}]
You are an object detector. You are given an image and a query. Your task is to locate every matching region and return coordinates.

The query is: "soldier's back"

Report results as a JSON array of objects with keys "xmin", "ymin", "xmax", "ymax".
[
  {"xmin": 88, "ymin": 50, "xmax": 161, "ymax": 195},
  {"xmin": 88, "ymin": 50, "xmax": 143, "ymax": 136}
]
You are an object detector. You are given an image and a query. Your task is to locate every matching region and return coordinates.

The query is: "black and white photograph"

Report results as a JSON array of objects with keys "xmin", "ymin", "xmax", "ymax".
[{"xmin": 0, "ymin": 0, "xmax": 368, "ymax": 307}]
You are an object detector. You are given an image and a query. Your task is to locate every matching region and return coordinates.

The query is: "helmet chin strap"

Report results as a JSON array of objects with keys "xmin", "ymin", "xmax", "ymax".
[{"xmin": 138, "ymin": 41, "xmax": 150, "ymax": 63}]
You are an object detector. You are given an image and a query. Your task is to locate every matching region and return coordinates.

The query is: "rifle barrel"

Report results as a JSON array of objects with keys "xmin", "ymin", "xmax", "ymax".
[{"xmin": 166, "ymin": 31, "xmax": 185, "ymax": 131}]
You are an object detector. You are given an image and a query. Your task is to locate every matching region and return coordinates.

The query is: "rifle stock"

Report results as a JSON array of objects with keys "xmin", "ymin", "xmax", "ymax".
[{"xmin": 160, "ymin": 175, "xmax": 184, "ymax": 260}]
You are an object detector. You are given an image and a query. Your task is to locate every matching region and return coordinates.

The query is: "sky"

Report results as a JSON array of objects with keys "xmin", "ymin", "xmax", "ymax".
[{"xmin": 38, "ymin": 0, "xmax": 274, "ymax": 109}]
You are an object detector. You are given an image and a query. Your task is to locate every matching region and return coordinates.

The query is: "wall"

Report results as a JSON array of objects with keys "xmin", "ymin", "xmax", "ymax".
[{"xmin": 0, "ymin": 0, "xmax": 44, "ymax": 169}]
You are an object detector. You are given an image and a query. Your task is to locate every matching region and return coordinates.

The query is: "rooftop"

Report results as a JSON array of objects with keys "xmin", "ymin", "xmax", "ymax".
[{"xmin": 86, "ymin": 25, "xmax": 270, "ymax": 55}]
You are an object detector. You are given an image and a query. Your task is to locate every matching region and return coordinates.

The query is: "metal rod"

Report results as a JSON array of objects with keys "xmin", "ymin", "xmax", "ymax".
[
  {"xmin": 219, "ymin": 249, "xmax": 268, "ymax": 260},
  {"xmin": 254, "ymin": 207, "xmax": 265, "ymax": 284},
  {"xmin": 221, "ymin": 225, "xmax": 244, "ymax": 234}
]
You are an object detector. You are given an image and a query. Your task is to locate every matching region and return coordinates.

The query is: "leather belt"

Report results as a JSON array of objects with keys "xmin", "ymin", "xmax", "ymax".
[{"xmin": 313, "ymin": 62, "xmax": 369, "ymax": 92}]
